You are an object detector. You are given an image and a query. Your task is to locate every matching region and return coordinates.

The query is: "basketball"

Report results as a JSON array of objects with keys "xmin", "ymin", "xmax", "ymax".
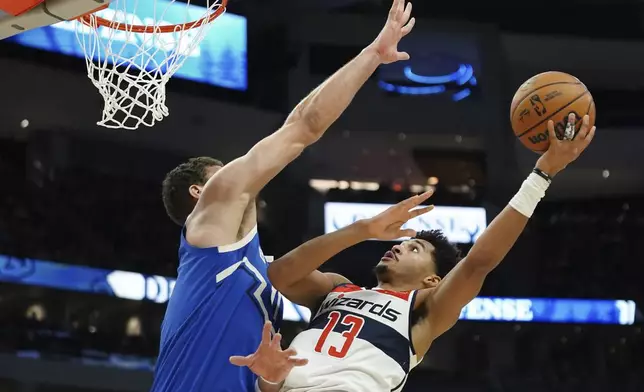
[{"xmin": 510, "ymin": 71, "xmax": 596, "ymax": 153}]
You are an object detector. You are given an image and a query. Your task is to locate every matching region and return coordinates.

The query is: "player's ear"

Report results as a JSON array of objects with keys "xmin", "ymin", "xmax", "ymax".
[
  {"xmin": 422, "ymin": 275, "xmax": 441, "ymax": 288},
  {"xmin": 189, "ymin": 184, "xmax": 203, "ymax": 199}
]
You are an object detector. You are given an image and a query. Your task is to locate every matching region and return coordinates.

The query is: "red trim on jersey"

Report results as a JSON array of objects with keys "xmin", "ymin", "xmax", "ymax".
[
  {"xmin": 331, "ymin": 284, "xmax": 363, "ymax": 293},
  {"xmin": 373, "ymin": 288, "xmax": 411, "ymax": 301}
]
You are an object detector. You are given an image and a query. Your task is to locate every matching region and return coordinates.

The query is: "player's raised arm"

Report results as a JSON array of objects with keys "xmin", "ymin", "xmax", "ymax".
[
  {"xmin": 195, "ymin": 0, "xmax": 414, "ymax": 203},
  {"xmin": 186, "ymin": 0, "xmax": 415, "ymax": 247},
  {"xmin": 424, "ymin": 115, "xmax": 596, "ymax": 340},
  {"xmin": 269, "ymin": 192, "xmax": 433, "ymax": 309}
]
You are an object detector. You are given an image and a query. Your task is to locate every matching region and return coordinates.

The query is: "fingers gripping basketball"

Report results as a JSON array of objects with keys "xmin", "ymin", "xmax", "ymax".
[{"xmin": 510, "ymin": 71, "xmax": 596, "ymax": 153}]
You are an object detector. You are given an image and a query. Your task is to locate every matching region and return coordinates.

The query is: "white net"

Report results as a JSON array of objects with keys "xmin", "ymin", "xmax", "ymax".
[{"xmin": 75, "ymin": 0, "xmax": 225, "ymax": 130}]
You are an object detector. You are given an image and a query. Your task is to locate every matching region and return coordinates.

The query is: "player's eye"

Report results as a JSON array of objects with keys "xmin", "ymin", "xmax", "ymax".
[{"xmin": 411, "ymin": 246, "xmax": 419, "ymax": 253}]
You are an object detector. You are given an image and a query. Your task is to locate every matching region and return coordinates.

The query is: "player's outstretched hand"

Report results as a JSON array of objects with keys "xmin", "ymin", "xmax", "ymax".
[
  {"xmin": 536, "ymin": 113, "xmax": 596, "ymax": 177},
  {"xmin": 370, "ymin": 0, "xmax": 415, "ymax": 64},
  {"xmin": 230, "ymin": 322, "xmax": 308, "ymax": 384},
  {"xmin": 363, "ymin": 190, "xmax": 434, "ymax": 240}
]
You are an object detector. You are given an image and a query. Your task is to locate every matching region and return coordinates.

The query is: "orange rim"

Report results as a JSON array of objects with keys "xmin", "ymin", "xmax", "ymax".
[{"xmin": 77, "ymin": 0, "xmax": 227, "ymax": 33}]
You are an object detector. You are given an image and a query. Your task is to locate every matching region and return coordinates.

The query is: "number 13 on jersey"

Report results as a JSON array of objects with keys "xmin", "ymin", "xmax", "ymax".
[{"xmin": 314, "ymin": 311, "xmax": 365, "ymax": 358}]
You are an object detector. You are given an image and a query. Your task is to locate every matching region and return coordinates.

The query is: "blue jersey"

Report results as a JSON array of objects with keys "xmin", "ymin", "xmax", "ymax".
[{"xmin": 151, "ymin": 226, "xmax": 283, "ymax": 392}]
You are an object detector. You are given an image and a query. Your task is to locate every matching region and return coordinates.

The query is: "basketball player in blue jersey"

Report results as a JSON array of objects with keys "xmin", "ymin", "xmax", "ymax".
[
  {"xmin": 232, "ymin": 114, "xmax": 596, "ymax": 391},
  {"xmin": 151, "ymin": 1, "xmax": 417, "ymax": 391}
]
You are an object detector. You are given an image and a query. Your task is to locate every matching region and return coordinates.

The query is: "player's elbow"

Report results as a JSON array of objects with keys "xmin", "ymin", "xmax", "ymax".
[
  {"xmin": 284, "ymin": 104, "xmax": 326, "ymax": 146},
  {"xmin": 267, "ymin": 262, "xmax": 291, "ymax": 291},
  {"xmin": 299, "ymin": 109, "xmax": 327, "ymax": 143},
  {"xmin": 267, "ymin": 258, "xmax": 317, "ymax": 293}
]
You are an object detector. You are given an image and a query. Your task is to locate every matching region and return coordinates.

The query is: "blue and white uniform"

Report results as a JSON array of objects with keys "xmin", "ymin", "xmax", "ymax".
[{"xmin": 151, "ymin": 226, "xmax": 283, "ymax": 392}]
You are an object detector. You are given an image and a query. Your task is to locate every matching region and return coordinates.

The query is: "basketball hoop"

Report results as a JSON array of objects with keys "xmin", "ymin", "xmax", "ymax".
[{"xmin": 75, "ymin": 0, "xmax": 228, "ymax": 130}]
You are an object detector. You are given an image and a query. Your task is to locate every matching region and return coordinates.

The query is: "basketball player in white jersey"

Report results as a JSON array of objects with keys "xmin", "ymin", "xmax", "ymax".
[{"xmin": 231, "ymin": 114, "xmax": 596, "ymax": 391}]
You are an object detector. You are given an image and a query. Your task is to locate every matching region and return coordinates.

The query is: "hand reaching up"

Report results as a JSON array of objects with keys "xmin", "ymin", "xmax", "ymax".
[
  {"xmin": 370, "ymin": 0, "xmax": 416, "ymax": 64},
  {"xmin": 536, "ymin": 113, "xmax": 596, "ymax": 177},
  {"xmin": 363, "ymin": 190, "xmax": 434, "ymax": 240}
]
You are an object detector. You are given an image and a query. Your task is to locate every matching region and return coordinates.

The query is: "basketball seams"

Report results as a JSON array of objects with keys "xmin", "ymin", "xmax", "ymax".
[
  {"xmin": 574, "ymin": 98, "xmax": 595, "ymax": 141},
  {"xmin": 516, "ymin": 90, "xmax": 589, "ymax": 138},
  {"xmin": 511, "ymin": 81, "xmax": 583, "ymax": 120},
  {"xmin": 588, "ymin": 100, "xmax": 595, "ymax": 119}
]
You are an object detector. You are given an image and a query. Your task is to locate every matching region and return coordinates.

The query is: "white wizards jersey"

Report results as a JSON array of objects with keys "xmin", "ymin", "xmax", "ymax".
[{"xmin": 282, "ymin": 284, "xmax": 420, "ymax": 392}]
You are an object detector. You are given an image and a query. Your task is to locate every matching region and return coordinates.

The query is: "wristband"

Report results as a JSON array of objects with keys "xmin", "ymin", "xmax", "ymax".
[
  {"xmin": 255, "ymin": 377, "xmax": 281, "ymax": 392},
  {"xmin": 532, "ymin": 167, "xmax": 552, "ymax": 183},
  {"xmin": 260, "ymin": 376, "xmax": 281, "ymax": 385},
  {"xmin": 508, "ymin": 172, "xmax": 550, "ymax": 218}
]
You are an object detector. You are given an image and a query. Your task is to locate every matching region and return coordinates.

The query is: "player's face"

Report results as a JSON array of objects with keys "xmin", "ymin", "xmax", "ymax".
[{"xmin": 376, "ymin": 239, "xmax": 439, "ymax": 288}]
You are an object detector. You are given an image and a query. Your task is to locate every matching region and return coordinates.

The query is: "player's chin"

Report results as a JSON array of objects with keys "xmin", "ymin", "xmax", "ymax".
[{"xmin": 373, "ymin": 263, "xmax": 390, "ymax": 276}]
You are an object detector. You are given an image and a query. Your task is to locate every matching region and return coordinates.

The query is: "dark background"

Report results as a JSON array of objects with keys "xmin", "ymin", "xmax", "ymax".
[{"xmin": 1, "ymin": 0, "xmax": 643, "ymax": 391}]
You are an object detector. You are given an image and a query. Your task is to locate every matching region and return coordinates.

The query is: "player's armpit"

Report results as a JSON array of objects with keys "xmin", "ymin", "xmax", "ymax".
[
  {"xmin": 277, "ymin": 272, "xmax": 351, "ymax": 310},
  {"xmin": 185, "ymin": 121, "xmax": 319, "ymax": 247}
]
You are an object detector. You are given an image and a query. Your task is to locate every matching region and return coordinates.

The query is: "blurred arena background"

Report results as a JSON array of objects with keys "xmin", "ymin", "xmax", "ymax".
[{"xmin": 1, "ymin": 0, "xmax": 644, "ymax": 391}]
